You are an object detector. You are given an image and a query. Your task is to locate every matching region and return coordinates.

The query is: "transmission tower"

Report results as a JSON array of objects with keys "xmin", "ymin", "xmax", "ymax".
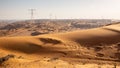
[
  {"xmin": 29, "ymin": 9, "xmax": 35, "ymax": 23},
  {"xmin": 49, "ymin": 13, "xmax": 52, "ymax": 20}
]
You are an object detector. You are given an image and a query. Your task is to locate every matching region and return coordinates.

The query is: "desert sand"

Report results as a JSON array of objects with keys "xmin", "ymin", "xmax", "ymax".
[{"xmin": 0, "ymin": 23, "xmax": 120, "ymax": 68}]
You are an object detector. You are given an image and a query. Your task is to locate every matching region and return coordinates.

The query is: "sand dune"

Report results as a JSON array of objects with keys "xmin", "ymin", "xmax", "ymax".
[{"xmin": 0, "ymin": 23, "xmax": 120, "ymax": 68}]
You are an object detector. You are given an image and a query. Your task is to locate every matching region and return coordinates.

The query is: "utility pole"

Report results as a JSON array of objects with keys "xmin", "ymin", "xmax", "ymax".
[{"xmin": 29, "ymin": 9, "xmax": 35, "ymax": 23}]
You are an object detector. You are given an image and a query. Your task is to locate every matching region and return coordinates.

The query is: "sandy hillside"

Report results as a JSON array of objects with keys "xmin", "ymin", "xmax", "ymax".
[{"xmin": 0, "ymin": 23, "xmax": 120, "ymax": 68}]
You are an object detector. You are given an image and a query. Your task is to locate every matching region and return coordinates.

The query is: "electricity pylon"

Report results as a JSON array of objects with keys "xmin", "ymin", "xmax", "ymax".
[{"xmin": 29, "ymin": 9, "xmax": 35, "ymax": 23}]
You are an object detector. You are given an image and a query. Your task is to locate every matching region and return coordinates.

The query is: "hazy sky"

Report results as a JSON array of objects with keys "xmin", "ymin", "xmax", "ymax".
[{"xmin": 0, "ymin": 0, "xmax": 120, "ymax": 20}]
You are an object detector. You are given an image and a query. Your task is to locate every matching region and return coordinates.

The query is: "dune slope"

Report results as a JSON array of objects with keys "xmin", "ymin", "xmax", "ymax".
[{"xmin": 0, "ymin": 23, "xmax": 120, "ymax": 68}]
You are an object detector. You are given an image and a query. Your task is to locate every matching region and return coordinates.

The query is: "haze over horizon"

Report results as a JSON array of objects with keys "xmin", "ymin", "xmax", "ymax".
[{"xmin": 0, "ymin": 0, "xmax": 120, "ymax": 20}]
